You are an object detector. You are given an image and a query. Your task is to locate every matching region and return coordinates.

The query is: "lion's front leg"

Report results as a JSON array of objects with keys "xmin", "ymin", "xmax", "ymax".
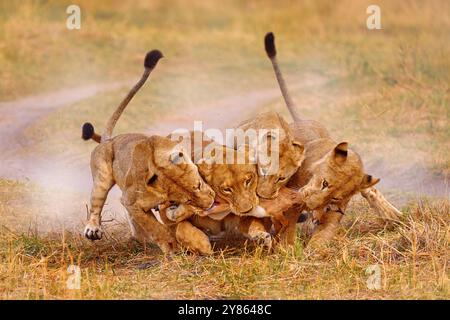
[
  {"xmin": 124, "ymin": 203, "xmax": 178, "ymax": 254},
  {"xmin": 229, "ymin": 217, "xmax": 272, "ymax": 248},
  {"xmin": 307, "ymin": 209, "xmax": 343, "ymax": 248},
  {"xmin": 84, "ymin": 161, "xmax": 114, "ymax": 241},
  {"xmin": 175, "ymin": 221, "xmax": 213, "ymax": 255},
  {"xmin": 277, "ymin": 207, "xmax": 302, "ymax": 246},
  {"xmin": 159, "ymin": 203, "xmax": 197, "ymax": 223}
]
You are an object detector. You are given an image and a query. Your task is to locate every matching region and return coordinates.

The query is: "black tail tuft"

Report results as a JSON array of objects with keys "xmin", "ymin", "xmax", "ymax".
[
  {"xmin": 82, "ymin": 122, "xmax": 95, "ymax": 140},
  {"xmin": 264, "ymin": 32, "xmax": 276, "ymax": 58},
  {"xmin": 144, "ymin": 50, "xmax": 164, "ymax": 69}
]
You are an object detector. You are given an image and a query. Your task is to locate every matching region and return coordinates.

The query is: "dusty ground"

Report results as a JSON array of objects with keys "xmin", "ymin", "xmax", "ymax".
[{"xmin": 0, "ymin": 0, "xmax": 448, "ymax": 299}]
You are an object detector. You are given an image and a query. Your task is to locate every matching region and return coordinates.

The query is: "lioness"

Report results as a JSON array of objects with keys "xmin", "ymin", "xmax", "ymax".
[
  {"xmin": 187, "ymin": 132, "xmax": 261, "ymax": 216},
  {"xmin": 262, "ymin": 32, "xmax": 402, "ymax": 246},
  {"xmin": 81, "ymin": 50, "xmax": 215, "ymax": 253}
]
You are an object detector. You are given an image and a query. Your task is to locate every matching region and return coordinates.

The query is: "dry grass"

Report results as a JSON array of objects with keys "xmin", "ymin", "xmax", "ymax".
[{"xmin": 0, "ymin": 179, "xmax": 448, "ymax": 299}]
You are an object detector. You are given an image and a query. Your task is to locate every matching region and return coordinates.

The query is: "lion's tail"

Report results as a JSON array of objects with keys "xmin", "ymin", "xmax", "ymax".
[
  {"xmin": 264, "ymin": 32, "xmax": 301, "ymax": 122},
  {"xmin": 82, "ymin": 122, "xmax": 101, "ymax": 143},
  {"xmin": 81, "ymin": 50, "xmax": 163, "ymax": 143}
]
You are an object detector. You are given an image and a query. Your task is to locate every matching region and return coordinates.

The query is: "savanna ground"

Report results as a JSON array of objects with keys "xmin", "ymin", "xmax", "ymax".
[{"xmin": 0, "ymin": 0, "xmax": 449, "ymax": 299}]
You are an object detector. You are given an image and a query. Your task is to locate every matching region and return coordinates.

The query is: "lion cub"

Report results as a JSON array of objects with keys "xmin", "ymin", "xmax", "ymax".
[{"xmin": 82, "ymin": 51, "xmax": 215, "ymax": 253}]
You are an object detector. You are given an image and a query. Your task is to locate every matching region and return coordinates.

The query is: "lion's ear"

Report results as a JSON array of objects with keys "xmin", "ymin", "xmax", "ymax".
[
  {"xmin": 197, "ymin": 159, "xmax": 213, "ymax": 183},
  {"xmin": 292, "ymin": 140, "xmax": 304, "ymax": 152},
  {"xmin": 333, "ymin": 142, "xmax": 348, "ymax": 164},
  {"xmin": 292, "ymin": 140, "xmax": 305, "ymax": 164},
  {"xmin": 360, "ymin": 174, "xmax": 380, "ymax": 189}
]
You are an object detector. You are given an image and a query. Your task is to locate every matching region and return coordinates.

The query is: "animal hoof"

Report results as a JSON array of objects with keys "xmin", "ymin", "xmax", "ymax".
[{"xmin": 84, "ymin": 224, "xmax": 103, "ymax": 240}]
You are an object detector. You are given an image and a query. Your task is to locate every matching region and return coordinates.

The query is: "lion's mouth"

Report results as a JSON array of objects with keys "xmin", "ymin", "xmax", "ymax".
[
  {"xmin": 197, "ymin": 198, "xmax": 231, "ymax": 219},
  {"xmin": 329, "ymin": 197, "xmax": 343, "ymax": 204},
  {"xmin": 205, "ymin": 201, "xmax": 230, "ymax": 214},
  {"xmin": 147, "ymin": 203, "xmax": 163, "ymax": 214},
  {"xmin": 206, "ymin": 201, "xmax": 219, "ymax": 211},
  {"xmin": 147, "ymin": 205, "xmax": 163, "ymax": 224}
]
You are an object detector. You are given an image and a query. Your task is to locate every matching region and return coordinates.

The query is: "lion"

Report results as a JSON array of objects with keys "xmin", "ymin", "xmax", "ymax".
[
  {"xmin": 202, "ymin": 33, "xmax": 401, "ymax": 248},
  {"xmin": 83, "ymin": 63, "xmax": 275, "ymax": 255},
  {"xmin": 194, "ymin": 133, "xmax": 260, "ymax": 215},
  {"xmin": 81, "ymin": 50, "xmax": 215, "ymax": 254},
  {"xmin": 262, "ymin": 32, "xmax": 402, "ymax": 246}
]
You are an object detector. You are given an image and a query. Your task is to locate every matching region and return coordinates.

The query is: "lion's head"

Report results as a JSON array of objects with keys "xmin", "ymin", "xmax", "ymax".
[
  {"xmin": 298, "ymin": 139, "xmax": 380, "ymax": 212},
  {"xmin": 197, "ymin": 143, "xmax": 259, "ymax": 215},
  {"xmin": 257, "ymin": 136, "xmax": 304, "ymax": 199},
  {"xmin": 131, "ymin": 136, "xmax": 215, "ymax": 210}
]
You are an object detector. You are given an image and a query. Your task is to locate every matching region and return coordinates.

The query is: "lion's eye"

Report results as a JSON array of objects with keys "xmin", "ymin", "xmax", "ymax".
[
  {"xmin": 194, "ymin": 181, "xmax": 201, "ymax": 191},
  {"xmin": 321, "ymin": 179, "xmax": 329, "ymax": 190},
  {"xmin": 276, "ymin": 176, "xmax": 287, "ymax": 183},
  {"xmin": 222, "ymin": 187, "xmax": 233, "ymax": 194},
  {"xmin": 244, "ymin": 176, "xmax": 253, "ymax": 188},
  {"xmin": 147, "ymin": 174, "xmax": 158, "ymax": 185},
  {"xmin": 171, "ymin": 151, "xmax": 185, "ymax": 164}
]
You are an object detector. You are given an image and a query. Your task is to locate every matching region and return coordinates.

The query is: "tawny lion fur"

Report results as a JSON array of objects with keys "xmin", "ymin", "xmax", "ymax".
[
  {"xmin": 262, "ymin": 32, "xmax": 402, "ymax": 246},
  {"xmin": 82, "ymin": 50, "xmax": 215, "ymax": 254}
]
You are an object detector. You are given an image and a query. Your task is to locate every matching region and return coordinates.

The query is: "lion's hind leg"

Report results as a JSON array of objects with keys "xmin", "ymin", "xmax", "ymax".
[
  {"xmin": 307, "ymin": 209, "xmax": 343, "ymax": 249},
  {"xmin": 124, "ymin": 204, "xmax": 178, "ymax": 254}
]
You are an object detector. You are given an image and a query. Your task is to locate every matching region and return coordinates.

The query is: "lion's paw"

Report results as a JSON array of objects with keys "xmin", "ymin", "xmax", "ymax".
[
  {"xmin": 84, "ymin": 223, "xmax": 103, "ymax": 240},
  {"xmin": 165, "ymin": 205, "xmax": 181, "ymax": 222}
]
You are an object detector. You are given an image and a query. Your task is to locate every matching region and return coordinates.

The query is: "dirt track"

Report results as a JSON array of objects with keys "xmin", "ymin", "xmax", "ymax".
[{"xmin": 0, "ymin": 83, "xmax": 124, "ymax": 181}]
